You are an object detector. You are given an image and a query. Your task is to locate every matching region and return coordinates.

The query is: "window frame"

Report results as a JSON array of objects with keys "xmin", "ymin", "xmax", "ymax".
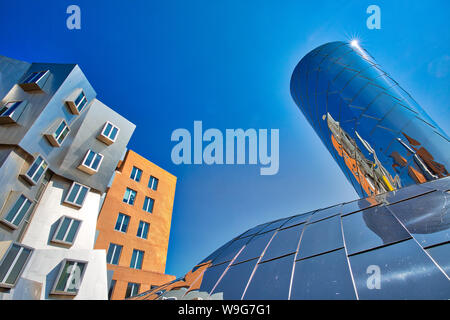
[
  {"xmin": 64, "ymin": 182, "xmax": 90, "ymax": 208},
  {"xmin": 130, "ymin": 249, "xmax": 144, "ymax": 270},
  {"xmin": 0, "ymin": 242, "xmax": 34, "ymax": 289},
  {"xmin": 125, "ymin": 282, "xmax": 140, "ymax": 298},
  {"xmin": 78, "ymin": 149, "xmax": 104, "ymax": 175},
  {"xmin": 148, "ymin": 176, "xmax": 159, "ymax": 191},
  {"xmin": 65, "ymin": 89, "xmax": 89, "ymax": 115},
  {"xmin": 136, "ymin": 221, "xmax": 150, "ymax": 239},
  {"xmin": 130, "ymin": 166, "xmax": 143, "ymax": 182},
  {"xmin": 45, "ymin": 119, "xmax": 70, "ymax": 147},
  {"xmin": 50, "ymin": 259, "xmax": 88, "ymax": 296},
  {"xmin": 1, "ymin": 194, "xmax": 33, "ymax": 230},
  {"xmin": 123, "ymin": 188, "xmax": 137, "ymax": 205},
  {"xmin": 23, "ymin": 154, "xmax": 48, "ymax": 185},
  {"xmin": 106, "ymin": 243, "xmax": 123, "ymax": 265},
  {"xmin": 97, "ymin": 121, "xmax": 120, "ymax": 145},
  {"xmin": 51, "ymin": 216, "xmax": 82, "ymax": 246},
  {"xmin": 114, "ymin": 213, "xmax": 130, "ymax": 233},
  {"xmin": 19, "ymin": 70, "xmax": 49, "ymax": 91},
  {"xmin": 143, "ymin": 196, "xmax": 154, "ymax": 213}
]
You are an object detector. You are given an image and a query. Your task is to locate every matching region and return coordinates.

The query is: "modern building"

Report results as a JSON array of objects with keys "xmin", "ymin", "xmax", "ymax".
[
  {"xmin": 0, "ymin": 55, "xmax": 135, "ymax": 299},
  {"xmin": 130, "ymin": 41, "xmax": 450, "ymax": 300},
  {"xmin": 291, "ymin": 41, "xmax": 449, "ymax": 198},
  {"xmin": 94, "ymin": 149, "xmax": 176, "ymax": 299}
]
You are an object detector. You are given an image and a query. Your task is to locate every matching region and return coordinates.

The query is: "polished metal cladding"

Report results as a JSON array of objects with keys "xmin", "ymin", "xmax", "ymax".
[
  {"xmin": 129, "ymin": 177, "xmax": 450, "ymax": 300},
  {"xmin": 290, "ymin": 41, "xmax": 450, "ymax": 198}
]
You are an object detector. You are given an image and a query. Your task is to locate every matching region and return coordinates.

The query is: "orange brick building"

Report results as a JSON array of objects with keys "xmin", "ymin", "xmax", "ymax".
[{"xmin": 94, "ymin": 149, "xmax": 176, "ymax": 299}]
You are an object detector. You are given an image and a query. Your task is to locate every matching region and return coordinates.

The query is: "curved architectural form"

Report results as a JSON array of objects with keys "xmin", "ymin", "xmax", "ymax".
[
  {"xmin": 291, "ymin": 41, "xmax": 450, "ymax": 198},
  {"xmin": 127, "ymin": 42, "xmax": 450, "ymax": 300},
  {"xmin": 130, "ymin": 177, "xmax": 450, "ymax": 300}
]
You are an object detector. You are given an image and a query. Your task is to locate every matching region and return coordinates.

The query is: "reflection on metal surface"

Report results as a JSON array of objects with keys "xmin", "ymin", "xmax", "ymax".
[
  {"xmin": 291, "ymin": 41, "xmax": 450, "ymax": 197},
  {"xmin": 129, "ymin": 177, "xmax": 450, "ymax": 300}
]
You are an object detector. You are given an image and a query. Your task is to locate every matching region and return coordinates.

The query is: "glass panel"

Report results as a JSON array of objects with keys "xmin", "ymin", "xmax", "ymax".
[
  {"xmin": 55, "ymin": 261, "xmax": 75, "ymax": 292},
  {"xmin": 65, "ymin": 220, "xmax": 80, "ymax": 243},
  {"xmin": 103, "ymin": 123, "xmax": 112, "ymax": 137},
  {"xmin": 387, "ymin": 190, "xmax": 450, "ymax": 248},
  {"xmin": 143, "ymin": 223, "xmax": 149, "ymax": 239},
  {"xmin": 309, "ymin": 204, "xmax": 342, "ymax": 223},
  {"xmin": 108, "ymin": 280, "xmax": 116, "ymax": 299},
  {"xmin": 112, "ymin": 245, "xmax": 122, "ymax": 265},
  {"xmin": 280, "ymin": 211, "xmax": 314, "ymax": 229},
  {"xmin": 198, "ymin": 263, "xmax": 229, "ymax": 294},
  {"xmin": 4, "ymin": 195, "xmax": 26, "ymax": 224},
  {"xmin": 1, "ymin": 101, "xmax": 21, "ymax": 117},
  {"xmin": 237, "ymin": 223, "xmax": 271, "ymax": 239},
  {"xmin": 27, "ymin": 156, "xmax": 43, "ymax": 178},
  {"xmin": 57, "ymin": 126, "xmax": 70, "ymax": 144},
  {"xmin": 376, "ymin": 183, "xmax": 432, "ymax": 205},
  {"xmin": 92, "ymin": 154, "xmax": 102, "ymax": 170},
  {"xmin": 257, "ymin": 218, "xmax": 291, "ymax": 234},
  {"xmin": 54, "ymin": 121, "xmax": 66, "ymax": 139},
  {"xmin": 136, "ymin": 251, "xmax": 143, "ymax": 269},
  {"xmin": 233, "ymin": 230, "xmax": 276, "ymax": 264},
  {"xmin": 341, "ymin": 197, "xmax": 380, "ymax": 215},
  {"xmin": 243, "ymin": 254, "xmax": 294, "ymax": 300},
  {"xmin": 211, "ymin": 258, "xmax": 258, "ymax": 299},
  {"xmin": 84, "ymin": 150, "xmax": 95, "ymax": 167},
  {"xmin": 115, "ymin": 214, "xmax": 124, "ymax": 231},
  {"xmin": 137, "ymin": 222, "xmax": 143, "ymax": 238},
  {"xmin": 212, "ymin": 237, "xmax": 251, "ymax": 265},
  {"xmin": 291, "ymin": 249, "xmax": 356, "ymax": 300},
  {"xmin": 342, "ymin": 206, "xmax": 411, "ymax": 255},
  {"xmin": 129, "ymin": 190, "xmax": 136, "ymax": 205},
  {"xmin": 5, "ymin": 248, "xmax": 31, "ymax": 285},
  {"xmin": 66, "ymin": 262, "xmax": 85, "ymax": 293},
  {"xmin": 426, "ymin": 242, "xmax": 450, "ymax": 277},
  {"xmin": 0, "ymin": 244, "xmax": 20, "ymax": 283},
  {"xmin": 67, "ymin": 184, "xmax": 81, "ymax": 203},
  {"xmin": 107, "ymin": 244, "xmax": 116, "ymax": 264},
  {"xmin": 298, "ymin": 216, "xmax": 343, "ymax": 259},
  {"xmin": 110, "ymin": 127, "xmax": 118, "ymax": 140},
  {"xmin": 349, "ymin": 239, "xmax": 450, "ymax": 299},
  {"xmin": 130, "ymin": 250, "xmax": 137, "ymax": 268},
  {"xmin": 262, "ymin": 224, "xmax": 305, "ymax": 262},
  {"xmin": 75, "ymin": 186, "xmax": 89, "ymax": 206},
  {"xmin": 32, "ymin": 161, "xmax": 47, "ymax": 183},
  {"xmin": 55, "ymin": 217, "xmax": 71, "ymax": 241},
  {"xmin": 122, "ymin": 215, "xmax": 129, "ymax": 232}
]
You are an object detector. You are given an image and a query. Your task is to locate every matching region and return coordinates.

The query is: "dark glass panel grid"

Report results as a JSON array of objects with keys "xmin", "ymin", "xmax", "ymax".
[
  {"xmin": 211, "ymin": 258, "xmax": 259, "ymax": 300},
  {"xmin": 291, "ymin": 249, "xmax": 356, "ymax": 300},
  {"xmin": 297, "ymin": 215, "xmax": 344, "ymax": 259},
  {"xmin": 342, "ymin": 205, "xmax": 411, "ymax": 255},
  {"xmin": 426, "ymin": 242, "xmax": 450, "ymax": 277},
  {"xmin": 387, "ymin": 190, "xmax": 450, "ymax": 248},
  {"xmin": 261, "ymin": 224, "xmax": 304, "ymax": 263},
  {"xmin": 212, "ymin": 237, "xmax": 252, "ymax": 266},
  {"xmin": 349, "ymin": 239, "xmax": 450, "ymax": 299},
  {"xmin": 309, "ymin": 204, "xmax": 342, "ymax": 223},
  {"xmin": 232, "ymin": 231, "xmax": 276, "ymax": 265},
  {"xmin": 198, "ymin": 263, "xmax": 229, "ymax": 294},
  {"xmin": 243, "ymin": 254, "xmax": 294, "ymax": 300},
  {"xmin": 280, "ymin": 211, "xmax": 314, "ymax": 229}
]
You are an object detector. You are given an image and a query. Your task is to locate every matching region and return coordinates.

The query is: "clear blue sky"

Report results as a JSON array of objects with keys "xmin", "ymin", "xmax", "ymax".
[{"xmin": 1, "ymin": 0, "xmax": 449, "ymax": 277}]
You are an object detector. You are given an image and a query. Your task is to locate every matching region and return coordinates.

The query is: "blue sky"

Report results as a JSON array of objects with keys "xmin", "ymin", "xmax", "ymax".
[{"xmin": 1, "ymin": 0, "xmax": 449, "ymax": 277}]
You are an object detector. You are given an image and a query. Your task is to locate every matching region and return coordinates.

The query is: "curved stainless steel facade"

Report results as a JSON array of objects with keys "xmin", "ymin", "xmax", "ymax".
[
  {"xmin": 130, "ymin": 177, "xmax": 450, "ymax": 300},
  {"xmin": 291, "ymin": 41, "xmax": 450, "ymax": 198}
]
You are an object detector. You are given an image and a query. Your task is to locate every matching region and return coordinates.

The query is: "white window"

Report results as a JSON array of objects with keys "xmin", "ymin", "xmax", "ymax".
[
  {"xmin": 98, "ymin": 121, "xmax": 120, "ymax": 145},
  {"xmin": 51, "ymin": 259, "xmax": 87, "ymax": 295},
  {"xmin": 0, "ymin": 243, "xmax": 34, "ymax": 288},
  {"xmin": 23, "ymin": 155, "xmax": 48, "ymax": 185},
  {"xmin": 2, "ymin": 194, "xmax": 33, "ymax": 229},
  {"xmin": 136, "ymin": 221, "xmax": 149, "ymax": 239},
  {"xmin": 78, "ymin": 150, "xmax": 104, "ymax": 175},
  {"xmin": 51, "ymin": 216, "xmax": 82, "ymax": 246},
  {"xmin": 106, "ymin": 243, "xmax": 123, "ymax": 265},
  {"xmin": 66, "ymin": 89, "xmax": 88, "ymax": 115},
  {"xmin": 45, "ymin": 119, "xmax": 70, "ymax": 147},
  {"xmin": 130, "ymin": 166, "xmax": 142, "ymax": 182},
  {"xmin": 114, "ymin": 213, "xmax": 130, "ymax": 233},
  {"xmin": 64, "ymin": 182, "xmax": 90, "ymax": 207}
]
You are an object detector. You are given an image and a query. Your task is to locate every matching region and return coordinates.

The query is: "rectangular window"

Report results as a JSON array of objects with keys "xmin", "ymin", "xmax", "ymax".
[
  {"xmin": 125, "ymin": 282, "xmax": 140, "ymax": 298},
  {"xmin": 0, "ymin": 101, "xmax": 22, "ymax": 117},
  {"xmin": 74, "ymin": 91, "xmax": 88, "ymax": 113},
  {"xmin": 2, "ymin": 194, "xmax": 33, "ymax": 229},
  {"xmin": 123, "ymin": 188, "xmax": 137, "ymax": 205},
  {"xmin": 130, "ymin": 249, "xmax": 144, "ymax": 269},
  {"xmin": 143, "ymin": 196, "xmax": 154, "ymax": 213},
  {"xmin": 22, "ymin": 71, "xmax": 48, "ymax": 84},
  {"xmin": 46, "ymin": 119, "xmax": 70, "ymax": 147},
  {"xmin": 137, "ymin": 221, "xmax": 150, "ymax": 239},
  {"xmin": 114, "ymin": 213, "xmax": 130, "ymax": 233},
  {"xmin": 98, "ymin": 121, "xmax": 120, "ymax": 145},
  {"xmin": 108, "ymin": 279, "xmax": 116, "ymax": 300},
  {"xmin": 0, "ymin": 243, "xmax": 33, "ymax": 288},
  {"xmin": 148, "ymin": 176, "xmax": 159, "ymax": 191},
  {"xmin": 106, "ymin": 243, "xmax": 123, "ymax": 265},
  {"xmin": 51, "ymin": 216, "xmax": 82, "ymax": 245},
  {"xmin": 78, "ymin": 150, "xmax": 104, "ymax": 175},
  {"xmin": 130, "ymin": 166, "xmax": 142, "ymax": 182},
  {"xmin": 64, "ymin": 182, "xmax": 90, "ymax": 207},
  {"xmin": 51, "ymin": 259, "xmax": 87, "ymax": 295},
  {"xmin": 24, "ymin": 155, "xmax": 48, "ymax": 185}
]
